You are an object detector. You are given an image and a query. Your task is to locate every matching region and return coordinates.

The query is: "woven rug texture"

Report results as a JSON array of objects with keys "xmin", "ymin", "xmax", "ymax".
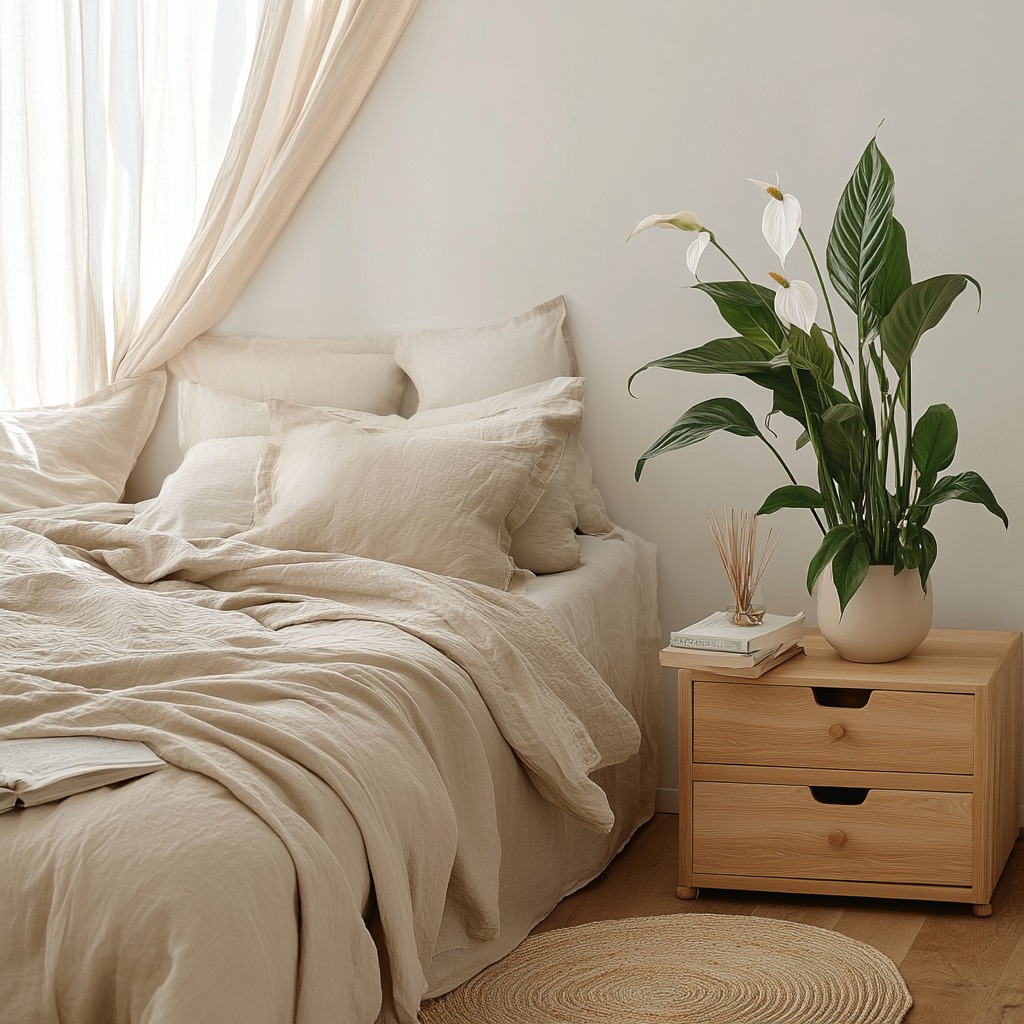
[{"xmin": 419, "ymin": 913, "xmax": 912, "ymax": 1023}]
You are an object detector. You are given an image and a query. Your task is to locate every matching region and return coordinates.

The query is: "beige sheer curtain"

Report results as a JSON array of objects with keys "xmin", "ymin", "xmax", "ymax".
[{"xmin": 0, "ymin": 0, "xmax": 419, "ymax": 408}]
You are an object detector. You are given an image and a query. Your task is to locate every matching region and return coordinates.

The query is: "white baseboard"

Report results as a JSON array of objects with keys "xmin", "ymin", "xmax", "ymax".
[{"xmin": 661, "ymin": 790, "xmax": 1024, "ymax": 828}]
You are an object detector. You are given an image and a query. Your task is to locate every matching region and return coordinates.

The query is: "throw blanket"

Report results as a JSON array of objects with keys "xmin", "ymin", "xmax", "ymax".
[{"xmin": 0, "ymin": 518, "xmax": 640, "ymax": 1024}]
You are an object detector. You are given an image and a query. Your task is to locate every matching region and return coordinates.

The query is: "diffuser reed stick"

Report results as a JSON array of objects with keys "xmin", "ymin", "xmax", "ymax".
[{"xmin": 708, "ymin": 506, "xmax": 781, "ymax": 625}]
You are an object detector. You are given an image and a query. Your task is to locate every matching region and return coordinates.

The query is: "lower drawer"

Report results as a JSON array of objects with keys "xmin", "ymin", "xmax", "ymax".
[{"xmin": 692, "ymin": 782, "xmax": 973, "ymax": 886}]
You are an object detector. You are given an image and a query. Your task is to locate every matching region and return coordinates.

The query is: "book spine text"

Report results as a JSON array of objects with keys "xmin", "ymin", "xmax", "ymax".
[{"xmin": 669, "ymin": 636, "xmax": 748, "ymax": 653}]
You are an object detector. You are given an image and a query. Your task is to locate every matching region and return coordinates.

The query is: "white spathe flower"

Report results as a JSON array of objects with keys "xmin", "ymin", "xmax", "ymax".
[
  {"xmin": 627, "ymin": 210, "xmax": 706, "ymax": 240},
  {"xmin": 685, "ymin": 231, "xmax": 711, "ymax": 277},
  {"xmin": 748, "ymin": 175, "xmax": 802, "ymax": 266},
  {"xmin": 628, "ymin": 210, "xmax": 711, "ymax": 277},
  {"xmin": 769, "ymin": 272, "xmax": 817, "ymax": 332}
]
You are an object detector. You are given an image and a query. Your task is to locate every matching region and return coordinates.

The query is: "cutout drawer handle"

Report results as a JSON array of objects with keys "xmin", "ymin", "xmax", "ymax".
[
  {"xmin": 828, "ymin": 723, "xmax": 846, "ymax": 739},
  {"xmin": 828, "ymin": 830, "xmax": 847, "ymax": 848}
]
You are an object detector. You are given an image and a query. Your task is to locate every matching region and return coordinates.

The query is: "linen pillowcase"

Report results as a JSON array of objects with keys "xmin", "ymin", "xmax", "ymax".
[
  {"xmin": 320, "ymin": 377, "xmax": 586, "ymax": 574},
  {"xmin": 243, "ymin": 400, "xmax": 579, "ymax": 591},
  {"xmin": 169, "ymin": 333, "xmax": 407, "ymax": 415},
  {"xmin": 393, "ymin": 296, "xmax": 612, "ymax": 535},
  {"xmin": 177, "ymin": 380, "xmax": 270, "ymax": 452},
  {"xmin": 176, "ymin": 379, "xmax": 585, "ymax": 573},
  {"xmin": 132, "ymin": 436, "xmax": 265, "ymax": 538},
  {"xmin": 0, "ymin": 371, "xmax": 166, "ymax": 513}
]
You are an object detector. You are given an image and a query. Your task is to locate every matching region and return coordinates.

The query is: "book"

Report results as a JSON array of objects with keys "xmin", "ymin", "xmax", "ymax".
[
  {"xmin": 661, "ymin": 642, "xmax": 805, "ymax": 678},
  {"xmin": 669, "ymin": 610, "xmax": 806, "ymax": 654},
  {"xmin": 662, "ymin": 639, "xmax": 797, "ymax": 671},
  {"xmin": 0, "ymin": 736, "xmax": 166, "ymax": 814}
]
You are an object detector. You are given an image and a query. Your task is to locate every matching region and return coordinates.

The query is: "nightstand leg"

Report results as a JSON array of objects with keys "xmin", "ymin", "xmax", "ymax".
[
  {"xmin": 972, "ymin": 903, "xmax": 993, "ymax": 918},
  {"xmin": 676, "ymin": 886, "xmax": 699, "ymax": 900}
]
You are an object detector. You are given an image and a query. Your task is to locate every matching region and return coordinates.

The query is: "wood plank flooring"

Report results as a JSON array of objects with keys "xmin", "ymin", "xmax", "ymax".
[{"xmin": 532, "ymin": 813, "xmax": 1024, "ymax": 1022}]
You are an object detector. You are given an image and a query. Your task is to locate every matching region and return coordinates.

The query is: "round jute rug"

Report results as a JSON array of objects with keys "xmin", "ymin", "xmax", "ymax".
[{"xmin": 419, "ymin": 914, "xmax": 912, "ymax": 1024}]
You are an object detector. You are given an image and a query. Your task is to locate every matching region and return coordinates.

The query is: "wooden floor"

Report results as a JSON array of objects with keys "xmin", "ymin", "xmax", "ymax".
[{"xmin": 532, "ymin": 813, "xmax": 1024, "ymax": 1022}]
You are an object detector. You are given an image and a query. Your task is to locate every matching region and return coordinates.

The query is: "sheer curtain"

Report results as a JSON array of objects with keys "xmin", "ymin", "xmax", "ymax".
[{"xmin": 0, "ymin": 0, "xmax": 418, "ymax": 409}]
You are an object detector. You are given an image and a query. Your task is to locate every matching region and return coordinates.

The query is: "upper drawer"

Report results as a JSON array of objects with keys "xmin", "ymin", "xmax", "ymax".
[{"xmin": 693, "ymin": 682, "xmax": 974, "ymax": 774}]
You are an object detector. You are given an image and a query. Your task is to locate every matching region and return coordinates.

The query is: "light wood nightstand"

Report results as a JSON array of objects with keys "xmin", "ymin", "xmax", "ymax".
[{"xmin": 662, "ymin": 629, "xmax": 1022, "ymax": 917}]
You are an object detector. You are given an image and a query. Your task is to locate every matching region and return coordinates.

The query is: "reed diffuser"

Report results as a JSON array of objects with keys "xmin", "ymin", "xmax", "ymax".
[{"xmin": 708, "ymin": 506, "xmax": 781, "ymax": 626}]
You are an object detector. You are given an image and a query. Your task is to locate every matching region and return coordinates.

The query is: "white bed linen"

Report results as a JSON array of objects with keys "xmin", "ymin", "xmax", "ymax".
[
  {"xmin": 425, "ymin": 528, "xmax": 660, "ymax": 996},
  {"xmin": 0, "ymin": 510, "xmax": 658, "ymax": 1023}
]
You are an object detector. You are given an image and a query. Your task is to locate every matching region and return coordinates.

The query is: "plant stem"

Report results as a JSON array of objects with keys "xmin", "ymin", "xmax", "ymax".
[
  {"xmin": 760, "ymin": 434, "xmax": 828, "ymax": 535},
  {"xmin": 710, "ymin": 237, "xmax": 754, "ymax": 284},
  {"xmin": 709, "ymin": 237, "xmax": 782, "ymax": 328},
  {"xmin": 798, "ymin": 228, "xmax": 857, "ymax": 396}
]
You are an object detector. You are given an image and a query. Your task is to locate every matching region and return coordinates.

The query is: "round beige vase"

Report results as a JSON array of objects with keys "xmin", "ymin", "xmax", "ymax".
[{"xmin": 816, "ymin": 564, "xmax": 933, "ymax": 663}]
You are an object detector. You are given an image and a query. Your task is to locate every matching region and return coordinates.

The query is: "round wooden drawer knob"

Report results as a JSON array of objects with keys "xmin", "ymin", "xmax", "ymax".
[
  {"xmin": 828, "ymin": 830, "xmax": 847, "ymax": 848},
  {"xmin": 828, "ymin": 724, "xmax": 846, "ymax": 739}
]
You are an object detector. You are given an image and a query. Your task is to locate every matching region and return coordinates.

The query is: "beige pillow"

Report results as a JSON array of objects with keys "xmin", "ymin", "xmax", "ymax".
[
  {"xmin": 320, "ymin": 378, "xmax": 586, "ymax": 574},
  {"xmin": 243, "ymin": 400, "xmax": 579, "ymax": 591},
  {"xmin": 176, "ymin": 379, "xmax": 586, "ymax": 573},
  {"xmin": 0, "ymin": 372, "xmax": 166, "ymax": 512},
  {"xmin": 132, "ymin": 436, "xmax": 264, "ymax": 538},
  {"xmin": 393, "ymin": 296, "xmax": 612, "ymax": 535},
  {"xmin": 177, "ymin": 381, "xmax": 270, "ymax": 452},
  {"xmin": 169, "ymin": 333, "xmax": 407, "ymax": 414}
]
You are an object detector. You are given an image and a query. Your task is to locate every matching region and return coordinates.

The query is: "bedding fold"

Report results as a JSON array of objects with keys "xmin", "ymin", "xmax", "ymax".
[{"xmin": 0, "ymin": 518, "xmax": 640, "ymax": 1024}]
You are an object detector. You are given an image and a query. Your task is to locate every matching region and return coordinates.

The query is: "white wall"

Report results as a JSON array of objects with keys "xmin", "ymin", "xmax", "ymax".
[{"xmin": 219, "ymin": 0, "xmax": 1024, "ymax": 807}]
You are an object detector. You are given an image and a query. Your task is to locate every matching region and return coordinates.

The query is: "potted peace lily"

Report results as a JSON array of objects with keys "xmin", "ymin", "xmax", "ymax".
[{"xmin": 628, "ymin": 136, "xmax": 1008, "ymax": 662}]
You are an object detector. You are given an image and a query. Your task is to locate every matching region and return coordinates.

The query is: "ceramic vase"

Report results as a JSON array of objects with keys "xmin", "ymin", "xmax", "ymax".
[{"xmin": 816, "ymin": 564, "xmax": 933, "ymax": 663}]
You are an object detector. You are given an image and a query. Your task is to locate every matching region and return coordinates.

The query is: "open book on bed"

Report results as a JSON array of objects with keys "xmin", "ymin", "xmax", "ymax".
[{"xmin": 0, "ymin": 736, "xmax": 166, "ymax": 813}]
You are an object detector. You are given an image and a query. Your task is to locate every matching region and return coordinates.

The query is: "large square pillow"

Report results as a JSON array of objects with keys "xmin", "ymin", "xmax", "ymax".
[
  {"xmin": 318, "ymin": 377, "xmax": 586, "ymax": 574},
  {"xmin": 0, "ymin": 371, "xmax": 166, "ymax": 513},
  {"xmin": 242, "ymin": 398, "xmax": 580, "ymax": 591},
  {"xmin": 392, "ymin": 296, "xmax": 612, "ymax": 535}
]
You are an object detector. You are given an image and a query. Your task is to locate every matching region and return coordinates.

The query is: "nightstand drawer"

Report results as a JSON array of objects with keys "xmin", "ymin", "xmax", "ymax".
[
  {"xmin": 692, "ymin": 782, "xmax": 973, "ymax": 885},
  {"xmin": 693, "ymin": 682, "xmax": 974, "ymax": 774}
]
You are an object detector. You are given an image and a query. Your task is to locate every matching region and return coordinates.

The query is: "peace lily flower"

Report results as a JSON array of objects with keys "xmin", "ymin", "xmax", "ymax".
[
  {"xmin": 749, "ymin": 175, "xmax": 802, "ymax": 265},
  {"xmin": 627, "ymin": 210, "xmax": 711, "ymax": 277},
  {"xmin": 769, "ymin": 271, "xmax": 817, "ymax": 331}
]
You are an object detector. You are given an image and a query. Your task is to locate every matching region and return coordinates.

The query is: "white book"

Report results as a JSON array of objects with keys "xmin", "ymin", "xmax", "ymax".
[
  {"xmin": 669, "ymin": 610, "xmax": 806, "ymax": 654},
  {"xmin": 663, "ymin": 639, "xmax": 798, "ymax": 670},
  {"xmin": 0, "ymin": 736, "xmax": 166, "ymax": 814}
]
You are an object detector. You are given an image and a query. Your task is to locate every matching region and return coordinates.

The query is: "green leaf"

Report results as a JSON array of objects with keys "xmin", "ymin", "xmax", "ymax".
[
  {"xmin": 630, "ymin": 333, "xmax": 846, "ymax": 440},
  {"xmin": 819, "ymin": 402, "xmax": 868, "ymax": 489},
  {"xmin": 826, "ymin": 137, "xmax": 895, "ymax": 337},
  {"xmin": 831, "ymin": 538, "xmax": 872, "ymax": 615},
  {"xmin": 757, "ymin": 485, "xmax": 825, "ymax": 517},
  {"xmin": 780, "ymin": 325, "xmax": 835, "ymax": 386},
  {"xmin": 899, "ymin": 525, "xmax": 938, "ymax": 590},
  {"xmin": 911, "ymin": 404, "xmax": 958, "ymax": 490},
  {"xmin": 806, "ymin": 524, "xmax": 859, "ymax": 594},
  {"xmin": 867, "ymin": 217, "xmax": 911, "ymax": 322},
  {"xmin": 627, "ymin": 336, "xmax": 776, "ymax": 395},
  {"xmin": 694, "ymin": 281, "xmax": 785, "ymax": 348},
  {"xmin": 635, "ymin": 397, "xmax": 764, "ymax": 481},
  {"xmin": 879, "ymin": 274, "xmax": 981, "ymax": 379},
  {"xmin": 918, "ymin": 527, "xmax": 938, "ymax": 588},
  {"xmin": 913, "ymin": 470, "xmax": 1009, "ymax": 527}
]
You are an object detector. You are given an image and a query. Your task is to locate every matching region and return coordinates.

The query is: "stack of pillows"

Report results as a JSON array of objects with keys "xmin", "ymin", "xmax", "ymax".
[{"xmin": 3, "ymin": 298, "xmax": 612, "ymax": 593}]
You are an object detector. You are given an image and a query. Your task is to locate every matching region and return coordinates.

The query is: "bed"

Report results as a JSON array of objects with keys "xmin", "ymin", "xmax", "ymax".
[{"xmin": 0, "ymin": 298, "xmax": 660, "ymax": 1024}]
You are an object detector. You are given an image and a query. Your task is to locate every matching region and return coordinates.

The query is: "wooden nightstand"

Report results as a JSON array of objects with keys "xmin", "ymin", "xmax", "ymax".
[{"xmin": 662, "ymin": 629, "xmax": 1022, "ymax": 916}]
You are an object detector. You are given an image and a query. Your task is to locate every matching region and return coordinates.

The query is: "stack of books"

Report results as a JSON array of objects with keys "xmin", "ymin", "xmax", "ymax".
[{"xmin": 666, "ymin": 611, "xmax": 806, "ymax": 677}]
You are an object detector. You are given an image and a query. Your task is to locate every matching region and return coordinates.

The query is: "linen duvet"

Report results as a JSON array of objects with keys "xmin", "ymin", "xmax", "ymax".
[{"xmin": 0, "ymin": 516, "xmax": 641, "ymax": 1024}]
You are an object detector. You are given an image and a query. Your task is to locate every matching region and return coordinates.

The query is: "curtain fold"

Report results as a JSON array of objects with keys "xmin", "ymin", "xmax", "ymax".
[
  {"xmin": 0, "ymin": 0, "xmax": 419, "ymax": 408},
  {"xmin": 114, "ymin": 0, "xmax": 419, "ymax": 380}
]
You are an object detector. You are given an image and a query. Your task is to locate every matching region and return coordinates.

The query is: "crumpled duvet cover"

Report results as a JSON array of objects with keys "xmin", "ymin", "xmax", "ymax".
[{"xmin": 0, "ymin": 517, "xmax": 641, "ymax": 1024}]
